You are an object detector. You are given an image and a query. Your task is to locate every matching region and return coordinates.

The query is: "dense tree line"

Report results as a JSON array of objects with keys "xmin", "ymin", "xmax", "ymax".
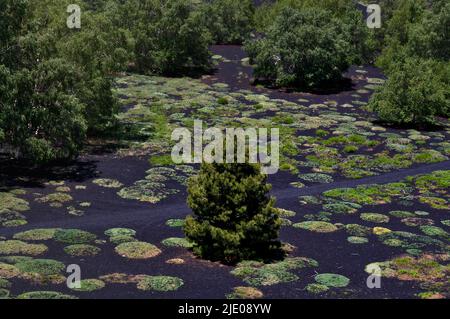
[
  {"xmin": 1, "ymin": 0, "xmax": 448, "ymax": 164},
  {"xmin": 247, "ymin": 0, "xmax": 448, "ymax": 124},
  {"xmin": 200, "ymin": 0, "xmax": 255, "ymax": 45},
  {"xmin": 0, "ymin": 0, "xmax": 133, "ymax": 163},
  {"xmin": 0, "ymin": 0, "xmax": 255, "ymax": 163}
]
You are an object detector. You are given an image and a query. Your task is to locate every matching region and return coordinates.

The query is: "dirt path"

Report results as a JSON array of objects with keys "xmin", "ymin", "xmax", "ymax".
[{"xmin": 1, "ymin": 159, "xmax": 448, "ymax": 239}]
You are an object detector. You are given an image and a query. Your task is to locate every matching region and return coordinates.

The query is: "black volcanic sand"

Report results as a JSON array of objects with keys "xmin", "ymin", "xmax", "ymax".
[{"xmin": 0, "ymin": 45, "xmax": 449, "ymax": 299}]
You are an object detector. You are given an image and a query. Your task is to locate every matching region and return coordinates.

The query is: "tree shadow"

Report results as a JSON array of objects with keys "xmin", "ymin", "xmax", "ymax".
[
  {"xmin": 252, "ymin": 76, "xmax": 355, "ymax": 95},
  {"xmin": 128, "ymin": 65, "xmax": 216, "ymax": 80},
  {"xmin": 372, "ymin": 119, "xmax": 447, "ymax": 132},
  {"xmin": 0, "ymin": 156, "xmax": 99, "ymax": 190}
]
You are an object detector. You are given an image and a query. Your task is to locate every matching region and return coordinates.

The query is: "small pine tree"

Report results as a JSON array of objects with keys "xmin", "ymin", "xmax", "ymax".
[
  {"xmin": 184, "ymin": 163, "xmax": 282, "ymax": 264},
  {"xmin": 368, "ymin": 57, "xmax": 449, "ymax": 125}
]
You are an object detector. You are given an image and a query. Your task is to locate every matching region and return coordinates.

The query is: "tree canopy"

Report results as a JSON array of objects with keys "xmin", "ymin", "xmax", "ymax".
[{"xmin": 245, "ymin": 6, "xmax": 366, "ymax": 88}]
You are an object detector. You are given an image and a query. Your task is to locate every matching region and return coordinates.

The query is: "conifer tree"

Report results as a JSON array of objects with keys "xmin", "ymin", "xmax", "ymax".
[{"xmin": 184, "ymin": 163, "xmax": 282, "ymax": 264}]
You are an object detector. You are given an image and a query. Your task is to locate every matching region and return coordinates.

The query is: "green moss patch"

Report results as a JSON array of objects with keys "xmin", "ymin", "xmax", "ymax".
[
  {"xmin": 0, "ymin": 240, "xmax": 47, "ymax": 256},
  {"xmin": 0, "ymin": 263, "xmax": 20, "ymax": 278},
  {"xmin": 0, "ymin": 192, "xmax": 30, "ymax": 212},
  {"xmin": 323, "ymin": 182, "xmax": 411, "ymax": 205},
  {"xmin": 411, "ymin": 170, "xmax": 450, "ymax": 190},
  {"xmin": 0, "ymin": 256, "xmax": 33, "ymax": 264},
  {"xmin": 347, "ymin": 236, "xmax": 369, "ymax": 244},
  {"xmin": 2, "ymin": 219, "xmax": 27, "ymax": 227},
  {"xmin": 416, "ymin": 291, "xmax": 445, "ymax": 299},
  {"xmin": 384, "ymin": 238, "xmax": 404, "ymax": 247},
  {"xmin": 15, "ymin": 259, "xmax": 65, "ymax": 276},
  {"xmin": 137, "ymin": 275, "xmax": 184, "ymax": 291},
  {"xmin": 79, "ymin": 201, "xmax": 91, "ymax": 207},
  {"xmin": 161, "ymin": 237, "xmax": 192, "ymax": 248},
  {"xmin": 0, "ymin": 288, "xmax": 10, "ymax": 298},
  {"xmin": 17, "ymin": 291, "xmax": 77, "ymax": 299},
  {"xmin": 378, "ymin": 231, "xmax": 446, "ymax": 252},
  {"xmin": 314, "ymin": 273, "xmax": 350, "ymax": 288},
  {"xmin": 418, "ymin": 196, "xmax": 448, "ymax": 210},
  {"xmin": 275, "ymin": 208, "xmax": 296, "ymax": 218},
  {"xmin": 299, "ymin": 195, "xmax": 322, "ymax": 205},
  {"xmin": 166, "ymin": 258, "xmax": 185, "ymax": 264},
  {"xmin": 9, "ymin": 189, "xmax": 26, "ymax": 196},
  {"xmin": 293, "ymin": 221, "xmax": 338, "ymax": 233},
  {"xmin": 360, "ymin": 213, "xmax": 390, "ymax": 223},
  {"xmin": 226, "ymin": 286, "xmax": 263, "ymax": 299},
  {"xmin": 441, "ymin": 220, "xmax": 450, "ymax": 227},
  {"xmin": 55, "ymin": 186, "xmax": 71, "ymax": 193},
  {"xmin": 117, "ymin": 166, "xmax": 194, "ymax": 204},
  {"xmin": 231, "ymin": 257, "xmax": 318, "ymax": 286},
  {"xmin": 54, "ymin": 229, "xmax": 97, "ymax": 244},
  {"xmin": 93, "ymin": 178, "xmax": 123, "ymax": 188},
  {"xmin": 71, "ymin": 279, "xmax": 105, "ymax": 292},
  {"xmin": 419, "ymin": 226, "xmax": 449, "ymax": 240},
  {"xmin": 0, "ymin": 192, "xmax": 30, "ymax": 227},
  {"xmin": 105, "ymin": 228, "xmax": 138, "ymax": 245},
  {"xmin": 366, "ymin": 255, "xmax": 448, "ymax": 284},
  {"xmin": 322, "ymin": 202, "xmax": 361, "ymax": 214},
  {"xmin": 389, "ymin": 210, "xmax": 416, "ymax": 218},
  {"xmin": 104, "ymin": 228, "xmax": 136, "ymax": 237},
  {"xmin": 299, "ymin": 173, "xmax": 334, "ymax": 184},
  {"xmin": 306, "ymin": 283, "xmax": 329, "ymax": 294},
  {"xmin": 13, "ymin": 228, "xmax": 59, "ymax": 241},
  {"xmin": 0, "ymin": 210, "xmax": 26, "ymax": 225},
  {"xmin": 109, "ymin": 235, "xmax": 137, "ymax": 244},
  {"xmin": 64, "ymin": 244, "xmax": 101, "ymax": 257},
  {"xmin": 166, "ymin": 219, "xmax": 185, "ymax": 227},
  {"xmin": 115, "ymin": 241, "xmax": 161, "ymax": 259},
  {"xmin": 401, "ymin": 218, "xmax": 434, "ymax": 227},
  {"xmin": 373, "ymin": 227, "xmax": 392, "ymax": 235},
  {"xmin": 345, "ymin": 224, "xmax": 371, "ymax": 237},
  {"xmin": 35, "ymin": 193, "xmax": 73, "ymax": 207},
  {"xmin": 67, "ymin": 206, "xmax": 84, "ymax": 216},
  {"xmin": 0, "ymin": 278, "xmax": 11, "ymax": 289},
  {"xmin": 149, "ymin": 155, "xmax": 174, "ymax": 166},
  {"xmin": 99, "ymin": 273, "xmax": 147, "ymax": 284}
]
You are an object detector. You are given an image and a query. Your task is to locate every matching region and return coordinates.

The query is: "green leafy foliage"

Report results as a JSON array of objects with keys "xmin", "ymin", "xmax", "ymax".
[
  {"xmin": 199, "ymin": 0, "xmax": 255, "ymax": 44},
  {"xmin": 0, "ymin": 0, "xmax": 128, "ymax": 162},
  {"xmin": 372, "ymin": 0, "xmax": 450, "ymax": 123},
  {"xmin": 377, "ymin": 0, "xmax": 449, "ymax": 70},
  {"xmin": 0, "ymin": 0, "xmax": 220, "ymax": 163},
  {"xmin": 245, "ymin": 6, "xmax": 365, "ymax": 88},
  {"xmin": 368, "ymin": 58, "xmax": 449, "ymax": 125},
  {"xmin": 314, "ymin": 273, "xmax": 350, "ymax": 287},
  {"xmin": 0, "ymin": 61, "xmax": 87, "ymax": 163},
  {"xmin": 116, "ymin": 0, "xmax": 211, "ymax": 75}
]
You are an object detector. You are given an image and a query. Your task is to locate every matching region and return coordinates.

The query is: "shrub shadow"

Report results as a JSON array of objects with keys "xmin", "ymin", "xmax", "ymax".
[
  {"xmin": 252, "ymin": 76, "xmax": 355, "ymax": 95},
  {"xmin": 0, "ymin": 156, "xmax": 99, "ymax": 189}
]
